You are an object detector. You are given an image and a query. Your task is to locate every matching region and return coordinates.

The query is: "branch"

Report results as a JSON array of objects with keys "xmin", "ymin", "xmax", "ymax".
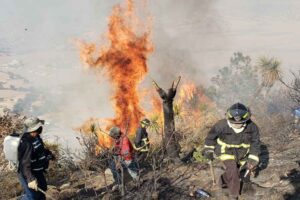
[
  {"xmin": 152, "ymin": 79, "xmax": 161, "ymax": 90},
  {"xmin": 279, "ymin": 78, "xmax": 300, "ymax": 92},
  {"xmin": 173, "ymin": 76, "xmax": 181, "ymax": 90}
]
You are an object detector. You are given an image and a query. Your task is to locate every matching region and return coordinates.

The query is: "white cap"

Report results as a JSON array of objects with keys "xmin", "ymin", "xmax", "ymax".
[{"xmin": 24, "ymin": 117, "xmax": 45, "ymax": 133}]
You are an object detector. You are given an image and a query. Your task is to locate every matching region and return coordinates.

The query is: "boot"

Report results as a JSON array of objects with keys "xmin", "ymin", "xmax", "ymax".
[{"xmin": 228, "ymin": 195, "xmax": 238, "ymax": 200}]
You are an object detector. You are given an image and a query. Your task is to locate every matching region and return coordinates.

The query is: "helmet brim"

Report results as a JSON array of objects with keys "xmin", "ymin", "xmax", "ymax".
[{"xmin": 25, "ymin": 122, "xmax": 44, "ymax": 133}]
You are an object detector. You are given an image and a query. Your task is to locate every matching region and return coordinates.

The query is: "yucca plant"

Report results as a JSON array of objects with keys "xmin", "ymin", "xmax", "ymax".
[
  {"xmin": 249, "ymin": 56, "xmax": 282, "ymax": 106},
  {"xmin": 258, "ymin": 57, "xmax": 282, "ymax": 88}
]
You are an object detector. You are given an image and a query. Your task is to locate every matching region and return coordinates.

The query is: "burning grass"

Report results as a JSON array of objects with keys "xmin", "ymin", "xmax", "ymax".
[{"xmin": 79, "ymin": 0, "xmax": 153, "ymax": 138}]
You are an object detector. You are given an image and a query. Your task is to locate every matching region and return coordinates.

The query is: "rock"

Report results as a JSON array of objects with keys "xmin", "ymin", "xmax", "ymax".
[
  {"xmin": 70, "ymin": 170, "xmax": 94, "ymax": 182},
  {"xmin": 104, "ymin": 168, "xmax": 115, "ymax": 185},
  {"xmin": 84, "ymin": 170, "xmax": 114, "ymax": 190},
  {"xmin": 102, "ymin": 193, "xmax": 113, "ymax": 200},
  {"xmin": 47, "ymin": 185, "xmax": 59, "ymax": 199},
  {"xmin": 59, "ymin": 183, "xmax": 71, "ymax": 190},
  {"xmin": 58, "ymin": 188, "xmax": 77, "ymax": 200}
]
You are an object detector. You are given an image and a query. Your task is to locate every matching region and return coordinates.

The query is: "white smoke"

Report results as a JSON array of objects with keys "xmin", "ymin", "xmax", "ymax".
[{"xmin": 1, "ymin": 0, "xmax": 300, "ymax": 147}]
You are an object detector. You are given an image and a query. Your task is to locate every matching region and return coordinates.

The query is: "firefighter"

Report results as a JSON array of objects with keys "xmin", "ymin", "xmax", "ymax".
[
  {"xmin": 293, "ymin": 107, "xmax": 300, "ymax": 132},
  {"xmin": 134, "ymin": 119, "xmax": 150, "ymax": 168},
  {"xmin": 109, "ymin": 126, "xmax": 139, "ymax": 189},
  {"xmin": 18, "ymin": 117, "xmax": 55, "ymax": 200},
  {"xmin": 202, "ymin": 103, "xmax": 260, "ymax": 200}
]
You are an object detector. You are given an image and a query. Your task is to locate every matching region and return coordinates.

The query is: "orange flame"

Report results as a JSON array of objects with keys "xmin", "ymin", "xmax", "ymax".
[
  {"xmin": 178, "ymin": 83, "xmax": 197, "ymax": 105},
  {"xmin": 79, "ymin": 0, "xmax": 153, "ymax": 137}
]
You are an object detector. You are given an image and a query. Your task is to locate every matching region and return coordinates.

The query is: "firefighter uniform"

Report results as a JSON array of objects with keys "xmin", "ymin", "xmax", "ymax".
[
  {"xmin": 134, "ymin": 126, "xmax": 150, "ymax": 153},
  {"xmin": 204, "ymin": 119, "xmax": 260, "ymax": 198}
]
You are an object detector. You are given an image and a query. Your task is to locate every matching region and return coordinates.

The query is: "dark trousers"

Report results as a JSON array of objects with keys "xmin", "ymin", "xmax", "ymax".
[
  {"xmin": 109, "ymin": 159, "xmax": 139, "ymax": 185},
  {"xmin": 221, "ymin": 160, "xmax": 240, "ymax": 197},
  {"xmin": 136, "ymin": 152, "xmax": 149, "ymax": 169},
  {"xmin": 19, "ymin": 171, "xmax": 47, "ymax": 200}
]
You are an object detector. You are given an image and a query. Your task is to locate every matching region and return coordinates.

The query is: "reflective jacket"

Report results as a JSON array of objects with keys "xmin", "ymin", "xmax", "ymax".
[
  {"xmin": 134, "ymin": 127, "xmax": 150, "ymax": 152},
  {"xmin": 18, "ymin": 133, "xmax": 50, "ymax": 182},
  {"xmin": 204, "ymin": 119, "xmax": 260, "ymax": 163},
  {"xmin": 113, "ymin": 136, "xmax": 134, "ymax": 161}
]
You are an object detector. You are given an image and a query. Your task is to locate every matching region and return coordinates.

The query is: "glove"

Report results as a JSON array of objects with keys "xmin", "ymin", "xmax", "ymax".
[
  {"xmin": 45, "ymin": 149, "xmax": 56, "ymax": 161},
  {"xmin": 28, "ymin": 179, "xmax": 38, "ymax": 191},
  {"xmin": 47, "ymin": 152, "xmax": 56, "ymax": 161},
  {"xmin": 202, "ymin": 149, "xmax": 214, "ymax": 161},
  {"xmin": 247, "ymin": 159, "xmax": 258, "ymax": 170}
]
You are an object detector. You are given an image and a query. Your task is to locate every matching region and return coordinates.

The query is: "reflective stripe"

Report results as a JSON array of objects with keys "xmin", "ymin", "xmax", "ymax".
[
  {"xmin": 227, "ymin": 111, "xmax": 232, "ymax": 118},
  {"xmin": 133, "ymin": 143, "xmax": 149, "ymax": 152},
  {"xmin": 39, "ymin": 156, "xmax": 46, "ymax": 160},
  {"xmin": 219, "ymin": 154, "xmax": 235, "ymax": 160},
  {"xmin": 33, "ymin": 143, "xmax": 41, "ymax": 149},
  {"xmin": 33, "ymin": 140, "xmax": 39, "ymax": 145},
  {"xmin": 142, "ymin": 138, "xmax": 149, "ymax": 144},
  {"xmin": 31, "ymin": 159, "xmax": 37, "ymax": 162},
  {"xmin": 243, "ymin": 112, "xmax": 249, "ymax": 119},
  {"xmin": 217, "ymin": 138, "xmax": 250, "ymax": 154},
  {"xmin": 133, "ymin": 138, "xmax": 150, "ymax": 152},
  {"xmin": 204, "ymin": 145, "xmax": 215, "ymax": 149},
  {"xmin": 248, "ymin": 154, "xmax": 259, "ymax": 162},
  {"xmin": 32, "ymin": 167, "xmax": 44, "ymax": 171},
  {"xmin": 239, "ymin": 160, "xmax": 246, "ymax": 166}
]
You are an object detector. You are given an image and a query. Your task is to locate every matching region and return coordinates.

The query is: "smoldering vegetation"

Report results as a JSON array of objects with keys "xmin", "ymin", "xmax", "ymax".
[
  {"xmin": 0, "ymin": 52, "xmax": 299, "ymax": 199},
  {"xmin": 1, "ymin": 0, "xmax": 300, "ymax": 199}
]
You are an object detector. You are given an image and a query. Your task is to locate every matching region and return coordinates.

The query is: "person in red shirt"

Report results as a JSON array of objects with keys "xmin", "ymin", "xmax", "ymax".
[{"xmin": 109, "ymin": 126, "xmax": 139, "ymax": 187}]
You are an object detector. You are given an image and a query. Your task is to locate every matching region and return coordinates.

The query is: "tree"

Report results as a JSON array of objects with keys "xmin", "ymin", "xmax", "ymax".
[
  {"xmin": 254, "ymin": 57, "xmax": 282, "ymax": 98},
  {"xmin": 287, "ymin": 71, "xmax": 300, "ymax": 105},
  {"xmin": 208, "ymin": 52, "xmax": 259, "ymax": 110},
  {"xmin": 152, "ymin": 77, "xmax": 181, "ymax": 159}
]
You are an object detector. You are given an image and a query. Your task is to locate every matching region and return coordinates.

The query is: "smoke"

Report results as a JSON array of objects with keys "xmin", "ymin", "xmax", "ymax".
[
  {"xmin": 148, "ymin": 0, "xmax": 224, "ymax": 87},
  {"xmin": 1, "ymin": 0, "xmax": 300, "ymax": 147},
  {"xmin": 0, "ymin": 0, "xmax": 120, "ymax": 147}
]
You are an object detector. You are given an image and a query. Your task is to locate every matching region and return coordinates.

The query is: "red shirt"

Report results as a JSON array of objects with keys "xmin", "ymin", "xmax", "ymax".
[{"xmin": 114, "ymin": 136, "xmax": 134, "ymax": 161}]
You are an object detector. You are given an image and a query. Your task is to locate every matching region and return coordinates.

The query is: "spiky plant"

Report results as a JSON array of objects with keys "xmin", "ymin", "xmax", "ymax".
[
  {"xmin": 258, "ymin": 57, "xmax": 282, "ymax": 88},
  {"xmin": 148, "ymin": 114, "xmax": 161, "ymax": 133}
]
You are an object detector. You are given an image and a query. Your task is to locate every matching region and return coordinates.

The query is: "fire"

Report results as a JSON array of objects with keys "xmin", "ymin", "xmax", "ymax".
[
  {"xmin": 79, "ymin": 0, "xmax": 153, "ymax": 141},
  {"xmin": 177, "ymin": 83, "xmax": 197, "ymax": 106},
  {"xmin": 175, "ymin": 82, "xmax": 216, "ymax": 125}
]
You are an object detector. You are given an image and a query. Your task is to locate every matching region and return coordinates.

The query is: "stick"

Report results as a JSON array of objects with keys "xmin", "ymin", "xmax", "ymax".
[
  {"xmin": 152, "ymin": 79, "xmax": 160, "ymax": 90},
  {"xmin": 244, "ymin": 169, "xmax": 250, "ymax": 178},
  {"xmin": 209, "ymin": 161, "xmax": 216, "ymax": 185},
  {"xmin": 174, "ymin": 76, "xmax": 181, "ymax": 90},
  {"xmin": 120, "ymin": 160, "xmax": 125, "ymax": 196},
  {"xmin": 38, "ymin": 187, "xmax": 55, "ymax": 200}
]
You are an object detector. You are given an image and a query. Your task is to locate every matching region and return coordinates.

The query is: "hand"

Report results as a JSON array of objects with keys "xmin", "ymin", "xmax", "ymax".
[
  {"xmin": 115, "ymin": 161, "xmax": 121, "ymax": 170},
  {"xmin": 28, "ymin": 180, "xmax": 38, "ymax": 191},
  {"xmin": 45, "ymin": 150, "xmax": 56, "ymax": 161},
  {"xmin": 47, "ymin": 153, "xmax": 56, "ymax": 161},
  {"xmin": 202, "ymin": 149, "xmax": 214, "ymax": 161},
  {"xmin": 247, "ymin": 160, "xmax": 258, "ymax": 170}
]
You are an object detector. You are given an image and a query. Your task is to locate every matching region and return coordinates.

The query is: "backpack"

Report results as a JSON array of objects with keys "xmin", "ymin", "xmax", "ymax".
[{"xmin": 3, "ymin": 133, "xmax": 22, "ymax": 170}]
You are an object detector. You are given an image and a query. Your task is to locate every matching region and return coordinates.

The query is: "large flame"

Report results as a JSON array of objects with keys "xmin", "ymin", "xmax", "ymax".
[{"xmin": 79, "ymin": 0, "xmax": 153, "ymax": 140}]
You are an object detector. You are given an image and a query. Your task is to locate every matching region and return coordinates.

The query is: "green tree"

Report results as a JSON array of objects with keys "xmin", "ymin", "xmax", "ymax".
[
  {"xmin": 253, "ymin": 56, "xmax": 282, "ymax": 100},
  {"xmin": 208, "ymin": 52, "xmax": 259, "ymax": 109}
]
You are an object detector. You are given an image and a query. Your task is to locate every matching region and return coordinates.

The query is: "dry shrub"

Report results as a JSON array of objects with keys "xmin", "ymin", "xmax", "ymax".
[
  {"xmin": 0, "ymin": 111, "xmax": 26, "ymax": 199},
  {"xmin": 176, "ymin": 105, "xmax": 219, "ymax": 153}
]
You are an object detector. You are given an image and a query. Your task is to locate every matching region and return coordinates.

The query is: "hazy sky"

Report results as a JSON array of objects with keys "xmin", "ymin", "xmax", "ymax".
[
  {"xmin": 1, "ymin": 0, "xmax": 299, "ymax": 78},
  {"xmin": 0, "ymin": 0, "xmax": 300, "ymax": 145}
]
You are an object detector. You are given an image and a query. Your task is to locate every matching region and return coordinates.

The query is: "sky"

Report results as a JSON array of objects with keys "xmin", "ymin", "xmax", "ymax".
[{"xmin": 0, "ymin": 0, "xmax": 299, "ymax": 146}]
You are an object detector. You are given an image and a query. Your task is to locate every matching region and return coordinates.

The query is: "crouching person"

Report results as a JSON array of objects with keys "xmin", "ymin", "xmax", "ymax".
[
  {"xmin": 18, "ymin": 117, "xmax": 55, "ymax": 200},
  {"xmin": 133, "ymin": 119, "xmax": 151, "ymax": 168},
  {"xmin": 109, "ymin": 126, "xmax": 139, "ymax": 189},
  {"xmin": 202, "ymin": 103, "xmax": 260, "ymax": 200}
]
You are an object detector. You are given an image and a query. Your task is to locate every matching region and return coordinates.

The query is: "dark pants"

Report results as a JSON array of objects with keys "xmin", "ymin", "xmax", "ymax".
[
  {"xmin": 136, "ymin": 152, "xmax": 149, "ymax": 169},
  {"xmin": 18, "ymin": 171, "xmax": 47, "ymax": 200},
  {"xmin": 221, "ymin": 160, "xmax": 240, "ymax": 198},
  {"xmin": 109, "ymin": 159, "xmax": 139, "ymax": 185}
]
